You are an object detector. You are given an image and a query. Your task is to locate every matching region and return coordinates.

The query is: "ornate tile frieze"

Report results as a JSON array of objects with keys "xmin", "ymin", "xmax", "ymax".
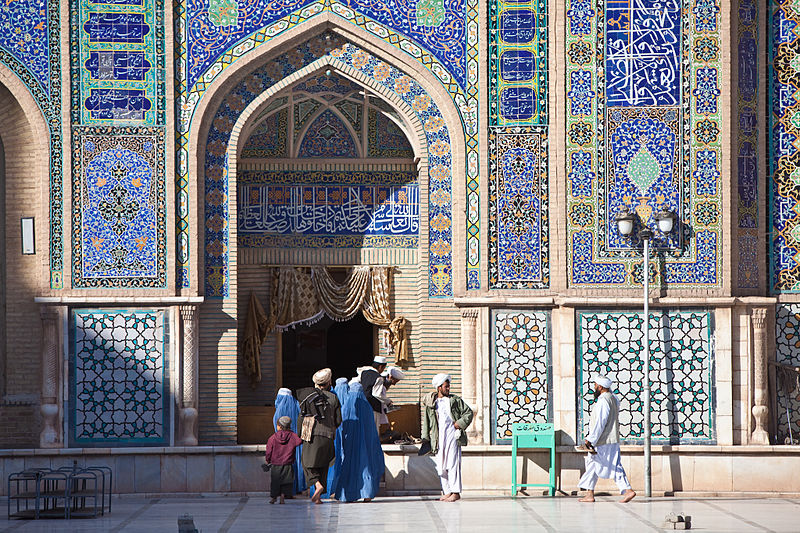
[
  {"xmin": 565, "ymin": 0, "xmax": 723, "ymax": 288},
  {"xmin": 776, "ymin": 304, "xmax": 800, "ymax": 442},
  {"xmin": 491, "ymin": 310, "xmax": 550, "ymax": 442},
  {"xmin": 69, "ymin": 309, "xmax": 169, "ymax": 446},
  {"xmin": 72, "ymin": 127, "xmax": 166, "ymax": 287},
  {"xmin": 577, "ymin": 310, "xmax": 714, "ymax": 444}
]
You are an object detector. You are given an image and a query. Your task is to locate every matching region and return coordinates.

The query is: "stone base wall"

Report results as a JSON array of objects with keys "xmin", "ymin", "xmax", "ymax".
[{"xmin": 2, "ymin": 446, "xmax": 799, "ymax": 496}]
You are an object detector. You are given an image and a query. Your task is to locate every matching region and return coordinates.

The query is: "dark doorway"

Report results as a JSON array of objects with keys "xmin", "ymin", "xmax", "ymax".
[{"xmin": 281, "ymin": 313, "xmax": 374, "ymax": 393}]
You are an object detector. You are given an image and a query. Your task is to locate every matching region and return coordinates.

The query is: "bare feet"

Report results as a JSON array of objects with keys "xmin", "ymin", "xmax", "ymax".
[
  {"xmin": 438, "ymin": 493, "xmax": 451, "ymax": 501},
  {"xmin": 443, "ymin": 493, "xmax": 461, "ymax": 502},
  {"xmin": 619, "ymin": 490, "xmax": 636, "ymax": 503},
  {"xmin": 269, "ymin": 497, "xmax": 276, "ymax": 504},
  {"xmin": 279, "ymin": 495, "xmax": 285, "ymax": 504},
  {"xmin": 578, "ymin": 490, "xmax": 595, "ymax": 502},
  {"xmin": 310, "ymin": 482, "xmax": 324, "ymax": 504}
]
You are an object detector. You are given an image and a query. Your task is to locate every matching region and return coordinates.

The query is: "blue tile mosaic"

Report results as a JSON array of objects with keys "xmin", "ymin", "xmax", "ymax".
[
  {"xmin": 69, "ymin": 309, "xmax": 169, "ymax": 446},
  {"xmin": 0, "ymin": 0, "xmax": 51, "ymax": 94},
  {"xmin": 776, "ymin": 304, "xmax": 800, "ymax": 443},
  {"xmin": 577, "ymin": 310, "xmax": 715, "ymax": 444},
  {"xmin": 298, "ymin": 109, "xmax": 359, "ymax": 158}
]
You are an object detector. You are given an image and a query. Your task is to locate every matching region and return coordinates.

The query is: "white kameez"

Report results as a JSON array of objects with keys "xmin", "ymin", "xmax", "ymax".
[
  {"xmin": 435, "ymin": 397, "xmax": 462, "ymax": 494},
  {"xmin": 578, "ymin": 394, "xmax": 631, "ymax": 494}
]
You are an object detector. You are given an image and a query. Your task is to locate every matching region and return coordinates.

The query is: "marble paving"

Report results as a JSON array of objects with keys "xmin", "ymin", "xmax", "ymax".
[{"xmin": 2, "ymin": 495, "xmax": 800, "ymax": 532}]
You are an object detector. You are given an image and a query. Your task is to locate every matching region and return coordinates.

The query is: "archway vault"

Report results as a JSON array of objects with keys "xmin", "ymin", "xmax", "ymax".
[
  {"xmin": 182, "ymin": 14, "xmax": 476, "ymax": 295},
  {"xmin": 191, "ymin": 25, "xmax": 468, "ymax": 300}
]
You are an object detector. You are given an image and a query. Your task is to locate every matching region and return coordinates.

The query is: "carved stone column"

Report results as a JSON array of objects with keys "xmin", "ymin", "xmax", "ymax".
[
  {"xmin": 40, "ymin": 306, "xmax": 62, "ymax": 448},
  {"xmin": 751, "ymin": 308, "xmax": 770, "ymax": 445},
  {"xmin": 177, "ymin": 305, "xmax": 199, "ymax": 445},
  {"xmin": 461, "ymin": 308, "xmax": 480, "ymax": 441}
]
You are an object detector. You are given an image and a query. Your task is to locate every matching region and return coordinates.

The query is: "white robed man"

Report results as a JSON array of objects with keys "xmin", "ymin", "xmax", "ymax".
[
  {"xmin": 577, "ymin": 374, "xmax": 636, "ymax": 503},
  {"xmin": 421, "ymin": 373, "xmax": 473, "ymax": 502},
  {"xmin": 356, "ymin": 356, "xmax": 404, "ymax": 431}
]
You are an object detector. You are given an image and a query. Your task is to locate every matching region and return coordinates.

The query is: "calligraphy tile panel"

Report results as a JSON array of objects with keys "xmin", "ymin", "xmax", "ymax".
[
  {"xmin": 492, "ymin": 310, "xmax": 550, "ymax": 442},
  {"xmin": 565, "ymin": 0, "xmax": 723, "ymax": 288},
  {"xmin": 489, "ymin": 0, "xmax": 548, "ymax": 127},
  {"xmin": 204, "ymin": 36, "xmax": 453, "ymax": 298},
  {"xmin": 738, "ymin": 0, "xmax": 758, "ymax": 289},
  {"xmin": 72, "ymin": 0, "xmax": 165, "ymax": 124},
  {"xmin": 488, "ymin": 129, "xmax": 549, "ymax": 288},
  {"xmin": 70, "ymin": 309, "xmax": 169, "ymax": 446},
  {"xmin": 769, "ymin": 2, "xmax": 800, "ymax": 292},
  {"xmin": 577, "ymin": 310, "xmax": 714, "ymax": 443},
  {"xmin": 237, "ymin": 170, "xmax": 419, "ymax": 249},
  {"xmin": 185, "ymin": 0, "xmax": 467, "ymax": 91},
  {"xmin": 775, "ymin": 305, "xmax": 800, "ymax": 443},
  {"xmin": 72, "ymin": 127, "xmax": 166, "ymax": 288}
]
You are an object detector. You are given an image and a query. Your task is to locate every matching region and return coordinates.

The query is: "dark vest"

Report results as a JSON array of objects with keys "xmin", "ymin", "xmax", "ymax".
[{"xmin": 360, "ymin": 368, "xmax": 383, "ymax": 413}]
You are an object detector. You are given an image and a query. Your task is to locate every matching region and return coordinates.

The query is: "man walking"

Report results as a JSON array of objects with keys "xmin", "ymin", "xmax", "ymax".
[
  {"xmin": 577, "ymin": 375, "xmax": 636, "ymax": 503},
  {"xmin": 298, "ymin": 368, "xmax": 342, "ymax": 504},
  {"xmin": 421, "ymin": 373, "xmax": 473, "ymax": 502}
]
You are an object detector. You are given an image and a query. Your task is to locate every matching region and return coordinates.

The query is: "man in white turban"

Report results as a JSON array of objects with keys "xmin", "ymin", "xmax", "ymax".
[
  {"xmin": 356, "ymin": 356, "xmax": 404, "ymax": 431},
  {"xmin": 577, "ymin": 374, "xmax": 636, "ymax": 503},
  {"xmin": 421, "ymin": 373, "xmax": 473, "ymax": 502}
]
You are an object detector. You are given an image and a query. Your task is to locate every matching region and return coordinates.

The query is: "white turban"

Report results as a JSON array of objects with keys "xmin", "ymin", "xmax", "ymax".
[
  {"xmin": 592, "ymin": 374, "xmax": 613, "ymax": 389},
  {"xmin": 373, "ymin": 355, "xmax": 388, "ymax": 364},
  {"xmin": 312, "ymin": 368, "xmax": 332, "ymax": 386},
  {"xmin": 432, "ymin": 373, "xmax": 450, "ymax": 388},
  {"xmin": 385, "ymin": 367, "xmax": 405, "ymax": 380}
]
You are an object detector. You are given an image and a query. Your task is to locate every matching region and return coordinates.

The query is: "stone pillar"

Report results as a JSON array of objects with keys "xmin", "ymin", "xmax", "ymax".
[
  {"xmin": 39, "ymin": 306, "xmax": 62, "ymax": 448},
  {"xmin": 461, "ymin": 308, "xmax": 481, "ymax": 441},
  {"xmin": 750, "ymin": 307, "xmax": 770, "ymax": 445},
  {"xmin": 177, "ymin": 305, "xmax": 199, "ymax": 446}
]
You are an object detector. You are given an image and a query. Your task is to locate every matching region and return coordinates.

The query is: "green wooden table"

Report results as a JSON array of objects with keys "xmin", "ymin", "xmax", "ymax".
[{"xmin": 511, "ymin": 422, "xmax": 556, "ymax": 497}]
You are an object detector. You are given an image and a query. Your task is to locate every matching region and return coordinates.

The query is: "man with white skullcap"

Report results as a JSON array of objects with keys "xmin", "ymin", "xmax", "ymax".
[
  {"xmin": 356, "ymin": 356, "xmax": 404, "ymax": 431},
  {"xmin": 577, "ymin": 374, "xmax": 636, "ymax": 503},
  {"xmin": 421, "ymin": 373, "xmax": 473, "ymax": 502}
]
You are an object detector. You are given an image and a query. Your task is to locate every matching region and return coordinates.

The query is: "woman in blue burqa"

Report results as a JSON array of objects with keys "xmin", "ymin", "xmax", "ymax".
[
  {"xmin": 324, "ymin": 377, "xmax": 351, "ymax": 499},
  {"xmin": 335, "ymin": 381, "xmax": 385, "ymax": 502},
  {"xmin": 272, "ymin": 388, "xmax": 306, "ymax": 494}
]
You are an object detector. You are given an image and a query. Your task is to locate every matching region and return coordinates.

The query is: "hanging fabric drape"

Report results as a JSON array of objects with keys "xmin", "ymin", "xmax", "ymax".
[
  {"xmin": 262, "ymin": 265, "xmax": 409, "ymax": 365},
  {"xmin": 241, "ymin": 291, "xmax": 269, "ymax": 388}
]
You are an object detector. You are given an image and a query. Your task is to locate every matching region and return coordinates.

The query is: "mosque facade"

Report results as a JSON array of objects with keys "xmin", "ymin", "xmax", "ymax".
[{"xmin": 0, "ymin": 0, "xmax": 799, "ymax": 492}]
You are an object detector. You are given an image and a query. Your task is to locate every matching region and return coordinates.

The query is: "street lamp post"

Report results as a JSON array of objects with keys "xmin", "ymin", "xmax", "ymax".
[{"xmin": 615, "ymin": 207, "xmax": 676, "ymax": 498}]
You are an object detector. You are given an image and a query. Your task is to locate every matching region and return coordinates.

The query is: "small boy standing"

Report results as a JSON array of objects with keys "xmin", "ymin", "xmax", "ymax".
[{"xmin": 265, "ymin": 416, "xmax": 303, "ymax": 504}]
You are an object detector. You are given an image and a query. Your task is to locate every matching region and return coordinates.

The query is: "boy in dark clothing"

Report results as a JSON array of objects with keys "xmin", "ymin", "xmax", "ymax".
[{"xmin": 265, "ymin": 416, "xmax": 303, "ymax": 504}]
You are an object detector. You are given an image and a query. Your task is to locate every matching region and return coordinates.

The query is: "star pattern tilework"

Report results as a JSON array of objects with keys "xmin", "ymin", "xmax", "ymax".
[
  {"xmin": 70, "ymin": 310, "xmax": 169, "ymax": 446},
  {"xmin": 775, "ymin": 304, "xmax": 800, "ymax": 442},
  {"xmin": 577, "ymin": 310, "xmax": 714, "ymax": 444}
]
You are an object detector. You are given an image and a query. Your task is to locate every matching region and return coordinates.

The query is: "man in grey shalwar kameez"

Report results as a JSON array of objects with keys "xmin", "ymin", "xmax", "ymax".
[{"xmin": 577, "ymin": 374, "xmax": 636, "ymax": 503}]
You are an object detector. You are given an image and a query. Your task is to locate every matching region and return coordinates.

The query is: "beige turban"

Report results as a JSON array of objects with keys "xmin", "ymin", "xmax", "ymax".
[
  {"xmin": 432, "ymin": 373, "xmax": 450, "ymax": 388},
  {"xmin": 312, "ymin": 368, "xmax": 332, "ymax": 386}
]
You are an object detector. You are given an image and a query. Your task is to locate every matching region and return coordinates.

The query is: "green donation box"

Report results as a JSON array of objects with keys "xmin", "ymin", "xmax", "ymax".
[{"xmin": 511, "ymin": 422, "xmax": 556, "ymax": 497}]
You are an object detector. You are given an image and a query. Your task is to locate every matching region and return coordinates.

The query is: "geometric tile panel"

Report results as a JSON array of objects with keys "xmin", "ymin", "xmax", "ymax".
[
  {"xmin": 737, "ymin": 0, "xmax": 758, "ymax": 289},
  {"xmin": 492, "ymin": 310, "xmax": 550, "ymax": 442},
  {"xmin": 71, "ymin": 0, "xmax": 165, "ymax": 125},
  {"xmin": 69, "ymin": 309, "xmax": 169, "ymax": 446},
  {"xmin": 72, "ymin": 127, "xmax": 166, "ymax": 287},
  {"xmin": 565, "ymin": 0, "xmax": 723, "ymax": 288},
  {"xmin": 204, "ymin": 35, "xmax": 453, "ymax": 298},
  {"xmin": 769, "ymin": 1, "xmax": 800, "ymax": 292},
  {"xmin": 775, "ymin": 305, "xmax": 800, "ymax": 443},
  {"xmin": 577, "ymin": 310, "xmax": 714, "ymax": 444},
  {"xmin": 0, "ymin": 0, "xmax": 51, "ymax": 94},
  {"xmin": 488, "ymin": 129, "xmax": 549, "ymax": 288}
]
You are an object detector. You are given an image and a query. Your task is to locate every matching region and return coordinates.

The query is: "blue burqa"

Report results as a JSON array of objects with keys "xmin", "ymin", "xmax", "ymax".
[
  {"xmin": 335, "ymin": 382, "xmax": 385, "ymax": 502},
  {"xmin": 316, "ymin": 378, "xmax": 350, "ymax": 499},
  {"xmin": 272, "ymin": 388, "xmax": 306, "ymax": 494}
]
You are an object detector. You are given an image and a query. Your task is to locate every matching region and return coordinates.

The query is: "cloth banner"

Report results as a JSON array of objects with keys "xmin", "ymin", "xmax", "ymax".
[{"xmin": 241, "ymin": 291, "xmax": 269, "ymax": 389}]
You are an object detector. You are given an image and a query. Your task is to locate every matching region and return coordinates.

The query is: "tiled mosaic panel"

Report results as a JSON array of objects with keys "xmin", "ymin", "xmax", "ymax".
[
  {"xmin": 241, "ymin": 109, "xmax": 288, "ymax": 158},
  {"xmin": 72, "ymin": 127, "xmax": 166, "ymax": 287},
  {"xmin": 70, "ymin": 310, "xmax": 168, "ymax": 446},
  {"xmin": 368, "ymin": 109, "xmax": 414, "ymax": 157},
  {"xmin": 488, "ymin": 0, "xmax": 548, "ymax": 127},
  {"xmin": 488, "ymin": 129, "xmax": 549, "ymax": 288},
  {"xmin": 238, "ymin": 170, "xmax": 419, "ymax": 248},
  {"xmin": 298, "ymin": 109, "xmax": 359, "ymax": 158},
  {"xmin": 738, "ymin": 0, "xmax": 759, "ymax": 289},
  {"xmin": 186, "ymin": 0, "xmax": 467, "ymax": 90},
  {"xmin": 204, "ymin": 35, "xmax": 453, "ymax": 298},
  {"xmin": 176, "ymin": 2, "xmax": 480, "ymax": 291},
  {"xmin": 0, "ymin": 0, "xmax": 64, "ymax": 288},
  {"xmin": 769, "ymin": 1, "xmax": 800, "ymax": 292},
  {"xmin": 775, "ymin": 305, "xmax": 800, "ymax": 442},
  {"xmin": 492, "ymin": 310, "xmax": 550, "ymax": 441},
  {"xmin": 565, "ymin": 0, "xmax": 723, "ymax": 287},
  {"xmin": 71, "ymin": 0, "xmax": 165, "ymax": 124},
  {"xmin": 577, "ymin": 311, "xmax": 714, "ymax": 443}
]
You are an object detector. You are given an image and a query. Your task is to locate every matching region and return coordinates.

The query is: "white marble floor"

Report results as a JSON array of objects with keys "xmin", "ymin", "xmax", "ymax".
[{"xmin": 2, "ymin": 494, "xmax": 800, "ymax": 532}]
